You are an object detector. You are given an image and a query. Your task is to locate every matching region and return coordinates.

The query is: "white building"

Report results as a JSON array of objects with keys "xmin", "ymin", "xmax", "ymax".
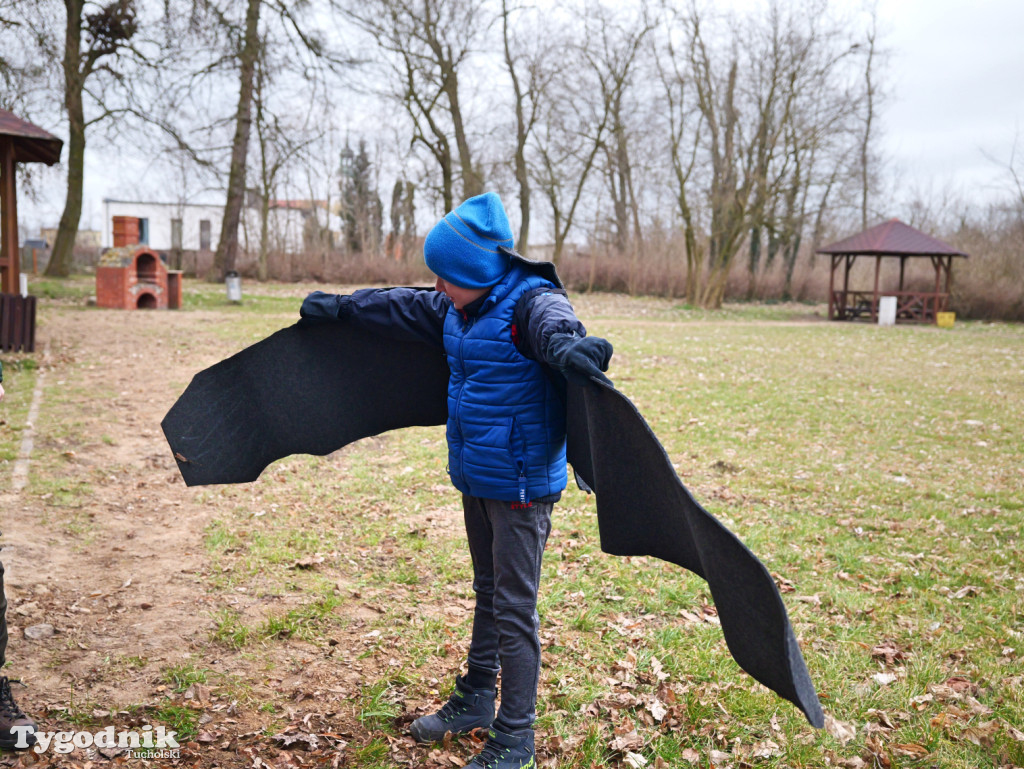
[
  {"xmin": 101, "ymin": 197, "xmax": 340, "ymax": 254},
  {"xmin": 102, "ymin": 198, "xmax": 225, "ymax": 251}
]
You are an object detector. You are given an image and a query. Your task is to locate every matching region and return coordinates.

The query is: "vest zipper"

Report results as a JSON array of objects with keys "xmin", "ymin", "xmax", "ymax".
[
  {"xmin": 455, "ymin": 316, "xmax": 474, "ymax": 486},
  {"xmin": 510, "ymin": 416, "xmax": 529, "ymax": 504}
]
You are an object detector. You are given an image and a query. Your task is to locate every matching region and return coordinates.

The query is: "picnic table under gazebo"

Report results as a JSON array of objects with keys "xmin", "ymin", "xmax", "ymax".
[{"xmin": 817, "ymin": 219, "xmax": 968, "ymax": 324}]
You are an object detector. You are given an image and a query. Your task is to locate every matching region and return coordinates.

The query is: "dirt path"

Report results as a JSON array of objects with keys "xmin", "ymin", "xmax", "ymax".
[{"xmin": 1, "ymin": 307, "xmax": 266, "ymax": 764}]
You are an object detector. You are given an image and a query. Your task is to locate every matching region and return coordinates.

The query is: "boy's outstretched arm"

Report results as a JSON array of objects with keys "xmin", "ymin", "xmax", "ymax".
[
  {"xmin": 516, "ymin": 290, "xmax": 613, "ymax": 386},
  {"xmin": 300, "ymin": 288, "xmax": 447, "ymax": 349}
]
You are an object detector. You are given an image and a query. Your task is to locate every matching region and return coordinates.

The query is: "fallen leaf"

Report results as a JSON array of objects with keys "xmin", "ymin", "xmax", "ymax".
[
  {"xmin": 651, "ymin": 656, "xmax": 669, "ymax": 681},
  {"xmin": 709, "ymin": 749, "xmax": 732, "ymax": 765},
  {"xmin": 624, "ymin": 752, "xmax": 647, "ymax": 768},
  {"xmin": 609, "ymin": 730, "xmax": 643, "ymax": 752},
  {"xmin": 958, "ymin": 720, "xmax": 998, "ymax": 747},
  {"xmin": 891, "ymin": 742, "xmax": 930, "ymax": 758},
  {"xmin": 951, "ymin": 585, "xmax": 981, "ymax": 599},
  {"xmin": 291, "ymin": 555, "xmax": 326, "ymax": 570},
  {"xmin": 871, "ymin": 641, "xmax": 908, "ymax": 665},
  {"xmin": 825, "ymin": 714, "xmax": 857, "ymax": 745},
  {"xmin": 647, "ymin": 698, "xmax": 667, "ymax": 723},
  {"xmin": 751, "ymin": 739, "xmax": 782, "ymax": 758},
  {"xmin": 910, "ymin": 693, "xmax": 934, "ymax": 710}
]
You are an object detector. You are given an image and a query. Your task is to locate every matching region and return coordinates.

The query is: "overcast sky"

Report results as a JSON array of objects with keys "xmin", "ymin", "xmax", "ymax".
[
  {"xmin": 17, "ymin": 0, "xmax": 1024, "ymax": 236},
  {"xmin": 876, "ymin": 0, "xmax": 1024, "ymax": 202}
]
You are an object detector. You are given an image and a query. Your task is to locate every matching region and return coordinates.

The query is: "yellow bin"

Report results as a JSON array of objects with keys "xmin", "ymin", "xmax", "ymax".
[{"xmin": 936, "ymin": 312, "xmax": 956, "ymax": 328}]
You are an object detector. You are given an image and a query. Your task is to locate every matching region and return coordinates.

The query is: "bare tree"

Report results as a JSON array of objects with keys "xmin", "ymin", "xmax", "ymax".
[
  {"xmin": 589, "ymin": 5, "xmax": 653, "ymax": 260},
  {"xmin": 859, "ymin": 4, "xmax": 880, "ymax": 231},
  {"xmin": 679, "ymin": 0, "xmax": 868, "ymax": 307},
  {"xmin": 654, "ymin": 8, "xmax": 703, "ymax": 305},
  {"xmin": 345, "ymin": 0, "xmax": 486, "ymax": 212},
  {"xmin": 252, "ymin": 56, "xmax": 319, "ymax": 280},
  {"xmin": 532, "ymin": 4, "xmax": 653, "ymax": 266},
  {"xmin": 500, "ymin": 0, "xmax": 555, "ymax": 254},
  {"xmin": 209, "ymin": 0, "xmax": 261, "ymax": 279},
  {"xmin": 21, "ymin": 0, "xmax": 140, "ymax": 277}
]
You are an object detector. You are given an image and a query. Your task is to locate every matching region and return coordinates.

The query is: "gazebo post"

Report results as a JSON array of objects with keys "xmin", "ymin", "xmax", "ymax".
[
  {"xmin": 932, "ymin": 256, "xmax": 942, "ymax": 322},
  {"xmin": 899, "ymin": 256, "xmax": 906, "ymax": 292},
  {"xmin": 843, "ymin": 254, "xmax": 852, "ymax": 319},
  {"xmin": 872, "ymin": 254, "xmax": 881, "ymax": 322},
  {"xmin": 828, "ymin": 254, "xmax": 836, "ymax": 319},
  {"xmin": 0, "ymin": 138, "xmax": 19, "ymax": 294},
  {"xmin": 944, "ymin": 256, "xmax": 952, "ymax": 311}
]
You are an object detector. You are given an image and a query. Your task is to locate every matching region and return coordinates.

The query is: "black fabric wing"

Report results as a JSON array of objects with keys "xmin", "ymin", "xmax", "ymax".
[
  {"xmin": 161, "ymin": 323, "xmax": 449, "ymax": 486},
  {"xmin": 565, "ymin": 381, "xmax": 824, "ymax": 727},
  {"xmin": 161, "ymin": 323, "xmax": 823, "ymax": 727}
]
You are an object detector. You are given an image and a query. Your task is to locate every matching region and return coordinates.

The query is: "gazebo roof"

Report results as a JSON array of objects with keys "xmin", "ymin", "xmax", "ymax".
[
  {"xmin": 0, "ymin": 109, "xmax": 63, "ymax": 165},
  {"xmin": 817, "ymin": 218, "xmax": 967, "ymax": 258}
]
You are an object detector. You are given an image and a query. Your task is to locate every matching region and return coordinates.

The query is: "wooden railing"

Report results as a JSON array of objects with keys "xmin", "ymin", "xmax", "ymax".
[{"xmin": 830, "ymin": 290, "xmax": 949, "ymax": 323}]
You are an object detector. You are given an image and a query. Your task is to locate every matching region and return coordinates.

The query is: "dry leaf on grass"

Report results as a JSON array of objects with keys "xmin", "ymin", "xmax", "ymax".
[
  {"xmin": 891, "ymin": 742, "xmax": 930, "ymax": 758},
  {"xmin": 870, "ymin": 641, "xmax": 909, "ymax": 665},
  {"xmin": 609, "ymin": 730, "xmax": 644, "ymax": 752},
  {"xmin": 825, "ymin": 714, "xmax": 857, "ymax": 745},
  {"xmin": 624, "ymin": 751, "xmax": 648, "ymax": 768},
  {"xmin": 709, "ymin": 748, "xmax": 733, "ymax": 766}
]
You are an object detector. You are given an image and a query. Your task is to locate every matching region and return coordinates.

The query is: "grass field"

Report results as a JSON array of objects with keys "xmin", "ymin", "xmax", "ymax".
[{"xmin": 3, "ymin": 278, "xmax": 1022, "ymax": 768}]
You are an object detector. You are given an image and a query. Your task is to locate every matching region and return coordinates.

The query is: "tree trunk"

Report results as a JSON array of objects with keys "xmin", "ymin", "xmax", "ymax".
[
  {"xmin": 47, "ymin": 0, "xmax": 86, "ymax": 278},
  {"xmin": 502, "ymin": 0, "xmax": 530, "ymax": 254},
  {"xmin": 444, "ymin": 67, "xmax": 481, "ymax": 201},
  {"xmin": 213, "ymin": 0, "xmax": 262, "ymax": 280},
  {"xmin": 258, "ymin": 193, "xmax": 269, "ymax": 281}
]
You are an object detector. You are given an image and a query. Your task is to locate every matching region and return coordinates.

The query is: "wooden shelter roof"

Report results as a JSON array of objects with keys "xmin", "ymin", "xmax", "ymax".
[
  {"xmin": 0, "ymin": 109, "xmax": 63, "ymax": 165},
  {"xmin": 817, "ymin": 218, "xmax": 967, "ymax": 258}
]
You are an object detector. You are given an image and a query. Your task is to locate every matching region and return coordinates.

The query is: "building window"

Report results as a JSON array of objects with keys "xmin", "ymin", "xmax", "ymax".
[
  {"xmin": 171, "ymin": 218, "xmax": 183, "ymax": 250},
  {"xmin": 200, "ymin": 220, "xmax": 211, "ymax": 250},
  {"xmin": 138, "ymin": 218, "xmax": 149, "ymax": 245}
]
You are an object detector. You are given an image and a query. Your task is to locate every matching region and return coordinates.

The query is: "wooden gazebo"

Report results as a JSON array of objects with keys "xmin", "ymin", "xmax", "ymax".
[
  {"xmin": 0, "ymin": 109, "xmax": 63, "ymax": 351},
  {"xmin": 818, "ymin": 219, "xmax": 968, "ymax": 324}
]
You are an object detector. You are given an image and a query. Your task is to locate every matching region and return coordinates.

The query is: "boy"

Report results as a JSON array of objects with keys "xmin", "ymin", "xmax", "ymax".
[
  {"xmin": 300, "ymin": 192, "xmax": 612, "ymax": 768},
  {"xmin": 0, "ymin": 362, "xmax": 39, "ymax": 751}
]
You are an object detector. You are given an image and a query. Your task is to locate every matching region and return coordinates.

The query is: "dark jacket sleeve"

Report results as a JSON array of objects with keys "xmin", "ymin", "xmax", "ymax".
[
  {"xmin": 515, "ymin": 289, "xmax": 586, "ymax": 362},
  {"xmin": 303, "ymin": 288, "xmax": 448, "ymax": 349}
]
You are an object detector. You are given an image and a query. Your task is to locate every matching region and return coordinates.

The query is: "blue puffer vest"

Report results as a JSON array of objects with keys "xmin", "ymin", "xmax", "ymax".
[{"xmin": 444, "ymin": 262, "xmax": 567, "ymax": 503}]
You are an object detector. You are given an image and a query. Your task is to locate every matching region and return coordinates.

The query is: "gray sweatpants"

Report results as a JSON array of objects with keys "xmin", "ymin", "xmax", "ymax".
[{"xmin": 462, "ymin": 495, "xmax": 552, "ymax": 733}]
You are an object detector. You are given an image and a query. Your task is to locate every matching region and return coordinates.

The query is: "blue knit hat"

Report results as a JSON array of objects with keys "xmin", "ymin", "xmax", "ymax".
[{"xmin": 423, "ymin": 192, "xmax": 513, "ymax": 288}]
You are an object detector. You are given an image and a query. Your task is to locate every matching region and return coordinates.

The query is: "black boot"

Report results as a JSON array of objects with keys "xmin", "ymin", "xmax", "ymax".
[
  {"xmin": 0, "ymin": 677, "xmax": 36, "ymax": 750},
  {"xmin": 410, "ymin": 675, "xmax": 495, "ymax": 743},
  {"xmin": 464, "ymin": 726, "xmax": 535, "ymax": 769}
]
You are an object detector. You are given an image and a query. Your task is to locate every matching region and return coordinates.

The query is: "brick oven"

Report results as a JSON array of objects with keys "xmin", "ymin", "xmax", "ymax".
[{"xmin": 96, "ymin": 244, "xmax": 183, "ymax": 310}]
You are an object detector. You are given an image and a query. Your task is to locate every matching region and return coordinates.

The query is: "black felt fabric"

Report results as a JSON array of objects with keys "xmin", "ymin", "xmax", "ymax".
[
  {"xmin": 161, "ymin": 323, "xmax": 449, "ymax": 485},
  {"xmin": 161, "ymin": 322, "xmax": 824, "ymax": 727},
  {"xmin": 565, "ymin": 381, "xmax": 824, "ymax": 727}
]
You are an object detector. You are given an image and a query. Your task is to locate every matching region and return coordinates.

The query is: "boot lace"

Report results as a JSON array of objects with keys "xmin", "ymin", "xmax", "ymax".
[
  {"xmin": 0, "ymin": 678, "xmax": 27, "ymax": 720},
  {"xmin": 471, "ymin": 736, "xmax": 510, "ymax": 769},
  {"xmin": 436, "ymin": 692, "xmax": 472, "ymax": 723}
]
